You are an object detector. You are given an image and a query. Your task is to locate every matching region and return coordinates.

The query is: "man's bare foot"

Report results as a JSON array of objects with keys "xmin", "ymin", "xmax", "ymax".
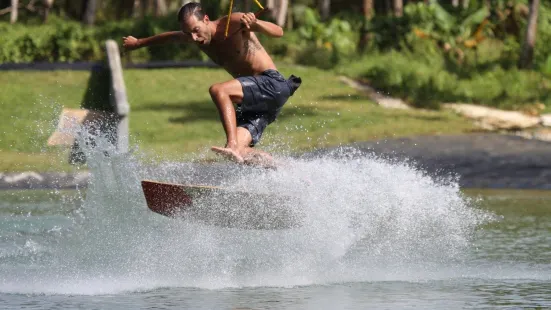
[
  {"xmin": 211, "ymin": 146, "xmax": 244, "ymax": 163},
  {"xmin": 243, "ymin": 151, "xmax": 277, "ymax": 169}
]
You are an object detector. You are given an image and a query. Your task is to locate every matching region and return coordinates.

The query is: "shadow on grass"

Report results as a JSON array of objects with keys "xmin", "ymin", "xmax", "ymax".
[
  {"xmin": 136, "ymin": 101, "xmax": 321, "ymax": 123},
  {"xmin": 407, "ymin": 114, "xmax": 450, "ymax": 121},
  {"xmin": 81, "ymin": 64, "xmax": 112, "ymax": 111},
  {"xmin": 319, "ymin": 94, "xmax": 371, "ymax": 101},
  {"xmin": 71, "ymin": 64, "xmax": 115, "ymax": 165},
  {"xmin": 135, "ymin": 100, "xmax": 219, "ymax": 123}
]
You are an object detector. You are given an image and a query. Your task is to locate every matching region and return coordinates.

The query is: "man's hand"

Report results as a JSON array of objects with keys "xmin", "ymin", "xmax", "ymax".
[
  {"xmin": 122, "ymin": 36, "xmax": 140, "ymax": 50},
  {"xmin": 235, "ymin": 12, "xmax": 283, "ymax": 37},
  {"xmin": 240, "ymin": 12, "xmax": 257, "ymax": 29}
]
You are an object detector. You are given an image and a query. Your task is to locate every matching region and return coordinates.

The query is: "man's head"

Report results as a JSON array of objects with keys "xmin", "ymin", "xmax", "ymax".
[{"xmin": 178, "ymin": 2, "xmax": 212, "ymax": 45}]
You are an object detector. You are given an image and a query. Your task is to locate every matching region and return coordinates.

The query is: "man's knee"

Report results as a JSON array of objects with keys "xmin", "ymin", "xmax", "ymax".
[{"xmin": 210, "ymin": 82, "xmax": 245, "ymax": 106}]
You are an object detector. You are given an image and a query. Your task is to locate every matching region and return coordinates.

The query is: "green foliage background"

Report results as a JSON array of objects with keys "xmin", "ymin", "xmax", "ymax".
[{"xmin": 1, "ymin": 0, "xmax": 551, "ymax": 111}]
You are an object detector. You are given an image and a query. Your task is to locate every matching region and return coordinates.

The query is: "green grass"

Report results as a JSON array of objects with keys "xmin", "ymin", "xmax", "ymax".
[
  {"xmin": 0, "ymin": 150, "xmax": 78, "ymax": 172},
  {"xmin": 0, "ymin": 64, "xmax": 477, "ymax": 172}
]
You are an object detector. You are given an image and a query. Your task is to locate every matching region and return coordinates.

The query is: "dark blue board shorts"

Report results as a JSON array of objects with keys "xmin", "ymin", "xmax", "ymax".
[{"xmin": 236, "ymin": 69, "xmax": 301, "ymax": 146}]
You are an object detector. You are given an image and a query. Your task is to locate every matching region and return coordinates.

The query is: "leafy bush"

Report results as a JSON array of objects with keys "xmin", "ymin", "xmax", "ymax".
[
  {"xmin": 258, "ymin": 31, "xmax": 302, "ymax": 62},
  {"xmin": 340, "ymin": 50, "xmax": 551, "ymax": 110},
  {"xmin": 0, "ymin": 15, "xmax": 203, "ymax": 63},
  {"xmin": 533, "ymin": 3, "xmax": 551, "ymax": 70},
  {"xmin": 541, "ymin": 55, "xmax": 551, "ymax": 78},
  {"xmin": 346, "ymin": 51, "xmax": 456, "ymax": 109},
  {"xmin": 292, "ymin": 7, "xmax": 357, "ymax": 69},
  {"xmin": 0, "ymin": 12, "xmax": 338, "ymax": 64},
  {"xmin": 295, "ymin": 44, "xmax": 335, "ymax": 70}
]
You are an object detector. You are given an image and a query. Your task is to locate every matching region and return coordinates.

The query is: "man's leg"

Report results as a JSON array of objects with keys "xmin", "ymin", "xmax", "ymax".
[
  {"xmin": 234, "ymin": 127, "xmax": 275, "ymax": 168},
  {"xmin": 209, "ymin": 78, "xmax": 276, "ymax": 167},
  {"xmin": 212, "ymin": 117, "xmax": 274, "ymax": 167},
  {"xmin": 209, "ymin": 79, "xmax": 245, "ymax": 162}
]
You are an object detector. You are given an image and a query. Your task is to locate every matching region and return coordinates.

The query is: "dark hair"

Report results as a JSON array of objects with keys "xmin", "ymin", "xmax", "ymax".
[{"xmin": 177, "ymin": 2, "xmax": 205, "ymax": 22}]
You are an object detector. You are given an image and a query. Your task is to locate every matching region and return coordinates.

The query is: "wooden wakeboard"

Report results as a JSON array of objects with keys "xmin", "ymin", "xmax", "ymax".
[
  {"xmin": 141, "ymin": 179, "xmax": 301, "ymax": 229},
  {"xmin": 141, "ymin": 180, "xmax": 224, "ymax": 217}
]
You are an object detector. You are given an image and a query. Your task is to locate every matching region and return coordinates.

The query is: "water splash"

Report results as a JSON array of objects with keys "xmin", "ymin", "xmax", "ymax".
[{"xmin": 0, "ymin": 125, "xmax": 495, "ymax": 295}]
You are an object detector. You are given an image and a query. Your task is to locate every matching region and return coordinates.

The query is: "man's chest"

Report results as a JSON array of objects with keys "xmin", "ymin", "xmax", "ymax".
[{"xmin": 201, "ymin": 34, "xmax": 262, "ymax": 65}]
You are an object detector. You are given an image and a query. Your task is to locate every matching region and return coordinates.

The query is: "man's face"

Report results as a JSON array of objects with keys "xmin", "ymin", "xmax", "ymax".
[{"xmin": 181, "ymin": 15, "xmax": 212, "ymax": 45}]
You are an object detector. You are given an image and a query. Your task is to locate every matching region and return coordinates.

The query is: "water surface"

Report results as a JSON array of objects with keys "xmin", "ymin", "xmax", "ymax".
[{"xmin": 1, "ymin": 152, "xmax": 550, "ymax": 309}]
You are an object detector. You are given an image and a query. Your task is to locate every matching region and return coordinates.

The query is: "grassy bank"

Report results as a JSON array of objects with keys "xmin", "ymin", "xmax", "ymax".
[{"xmin": 1, "ymin": 64, "xmax": 477, "ymax": 172}]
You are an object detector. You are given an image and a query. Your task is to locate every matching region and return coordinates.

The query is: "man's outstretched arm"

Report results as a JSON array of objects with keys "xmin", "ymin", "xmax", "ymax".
[
  {"xmin": 122, "ymin": 31, "xmax": 190, "ymax": 50},
  {"xmin": 235, "ymin": 13, "xmax": 284, "ymax": 38}
]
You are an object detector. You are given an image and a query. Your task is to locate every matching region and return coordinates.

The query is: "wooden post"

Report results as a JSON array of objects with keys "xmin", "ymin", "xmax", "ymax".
[{"xmin": 105, "ymin": 39, "xmax": 130, "ymax": 153}]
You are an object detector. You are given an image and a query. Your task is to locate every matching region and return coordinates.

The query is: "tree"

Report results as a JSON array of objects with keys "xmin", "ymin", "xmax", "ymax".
[
  {"xmin": 43, "ymin": 0, "xmax": 54, "ymax": 22},
  {"xmin": 358, "ymin": 0, "xmax": 373, "ymax": 52},
  {"xmin": 243, "ymin": 0, "xmax": 251, "ymax": 12},
  {"xmin": 116, "ymin": 0, "xmax": 135, "ymax": 19},
  {"xmin": 140, "ymin": 0, "xmax": 148, "ymax": 17},
  {"xmin": 81, "ymin": 0, "xmax": 98, "ymax": 25},
  {"xmin": 318, "ymin": 0, "xmax": 330, "ymax": 21},
  {"xmin": 154, "ymin": 0, "xmax": 167, "ymax": 16},
  {"xmin": 10, "ymin": 0, "xmax": 18, "ymax": 23},
  {"xmin": 393, "ymin": 0, "xmax": 402, "ymax": 17},
  {"xmin": 266, "ymin": 0, "xmax": 288, "ymax": 27},
  {"xmin": 63, "ymin": 0, "xmax": 81, "ymax": 20},
  {"xmin": 274, "ymin": 0, "xmax": 288, "ymax": 27},
  {"xmin": 519, "ymin": 0, "xmax": 540, "ymax": 69}
]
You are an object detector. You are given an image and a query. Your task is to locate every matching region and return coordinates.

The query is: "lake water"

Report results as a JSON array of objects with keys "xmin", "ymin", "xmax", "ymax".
[{"xmin": 1, "ymin": 149, "xmax": 550, "ymax": 309}]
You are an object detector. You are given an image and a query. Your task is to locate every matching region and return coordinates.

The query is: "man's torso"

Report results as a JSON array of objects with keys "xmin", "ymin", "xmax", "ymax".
[{"xmin": 199, "ymin": 25, "xmax": 276, "ymax": 78}]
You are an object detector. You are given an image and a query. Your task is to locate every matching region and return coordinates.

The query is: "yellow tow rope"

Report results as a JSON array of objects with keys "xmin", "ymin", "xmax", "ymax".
[{"xmin": 224, "ymin": 0, "xmax": 265, "ymax": 39}]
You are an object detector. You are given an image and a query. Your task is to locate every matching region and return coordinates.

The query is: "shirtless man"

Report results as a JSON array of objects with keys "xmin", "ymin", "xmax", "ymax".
[{"xmin": 122, "ymin": 2, "xmax": 301, "ymax": 166}]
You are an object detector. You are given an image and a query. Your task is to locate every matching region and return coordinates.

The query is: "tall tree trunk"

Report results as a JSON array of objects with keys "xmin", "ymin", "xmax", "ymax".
[
  {"xmin": 462, "ymin": 0, "xmax": 469, "ymax": 9},
  {"xmin": 10, "ymin": 0, "xmax": 18, "ymax": 24},
  {"xmin": 275, "ymin": 0, "xmax": 288, "ymax": 26},
  {"xmin": 265, "ymin": 0, "xmax": 288, "ymax": 27},
  {"xmin": 266, "ymin": 0, "xmax": 273, "ymax": 17},
  {"xmin": 116, "ymin": 0, "xmax": 135, "ymax": 19},
  {"xmin": 384, "ymin": 0, "xmax": 391, "ymax": 15},
  {"xmin": 43, "ymin": 0, "xmax": 54, "ymax": 23},
  {"xmin": 65, "ymin": 0, "xmax": 79, "ymax": 19},
  {"xmin": 393, "ymin": 0, "xmax": 402, "ymax": 17},
  {"xmin": 286, "ymin": 4, "xmax": 292, "ymax": 30},
  {"xmin": 358, "ymin": 0, "xmax": 373, "ymax": 52},
  {"xmin": 81, "ymin": 0, "xmax": 98, "ymax": 25},
  {"xmin": 452, "ymin": 0, "xmax": 459, "ymax": 7},
  {"xmin": 318, "ymin": 0, "xmax": 330, "ymax": 21},
  {"xmin": 140, "ymin": 0, "xmax": 148, "ymax": 17},
  {"xmin": 519, "ymin": 0, "xmax": 540, "ymax": 69},
  {"xmin": 363, "ymin": 0, "xmax": 373, "ymax": 19},
  {"xmin": 180, "ymin": 0, "xmax": 199, "ymax": 5},
  {"xmin": 154, "ymin": 0, "xmax": 167, "ymax": 16}
]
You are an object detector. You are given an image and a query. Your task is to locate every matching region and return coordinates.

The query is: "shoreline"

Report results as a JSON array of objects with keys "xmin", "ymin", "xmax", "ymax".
[
  {"xmin": 2, "ymin": 133, "xmax": 551, "ymax": 190},
  {"xmin": 304, "ymin": 133, "xmax": 551, "ymax": 190}
]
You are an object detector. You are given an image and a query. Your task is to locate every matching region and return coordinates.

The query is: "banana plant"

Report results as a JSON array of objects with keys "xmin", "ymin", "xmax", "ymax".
[
  {"xmin": 296, "ymin": 7, "xmax": 355, "ymax": 55},
  {"xmin": 406, "ymin": 2, "xmax": 490, "ymax": 62}
]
